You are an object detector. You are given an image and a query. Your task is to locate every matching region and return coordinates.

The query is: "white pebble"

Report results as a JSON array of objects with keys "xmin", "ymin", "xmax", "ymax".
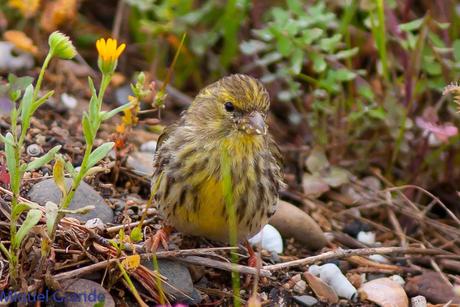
[
  {"xmin": 308, "ymin": 263, "xmax": 357, "ymax": 299},
  {"xmin": 61, "ymin": 93, "xmax": 77, "ymax": 109},
  {"xmin": 248, "ymin": 224, "xmax": 283, "ymax": 254},
  {"xmin": 357, "ymin": 231, "xmax": 376, "ymax": 245},
  {"xmin": 369, "ymin": 254, "xmax": 390, "ymax": 263}
]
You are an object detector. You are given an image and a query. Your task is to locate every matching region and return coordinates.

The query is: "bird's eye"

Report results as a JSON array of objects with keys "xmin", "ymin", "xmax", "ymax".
[{"xmin": 224, "ymin": 102, "xmax": 235, "ymax": 112}]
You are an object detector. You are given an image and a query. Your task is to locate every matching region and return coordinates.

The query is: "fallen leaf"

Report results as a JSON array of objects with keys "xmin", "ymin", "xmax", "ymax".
[{"xmin": 304, "ymin": 272, "xmax": 339, "ymax": 304}]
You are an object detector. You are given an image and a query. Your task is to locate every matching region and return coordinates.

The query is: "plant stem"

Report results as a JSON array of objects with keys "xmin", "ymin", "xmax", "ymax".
[{"xmin": 33, "ymin": 53, "xmax": 53, "ymax": 101}]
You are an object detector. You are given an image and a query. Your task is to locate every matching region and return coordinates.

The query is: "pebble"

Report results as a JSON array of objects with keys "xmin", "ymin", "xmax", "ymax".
[
  {"xmin": 61, "ymin": 93, "xmax": 78, "ymax": 109},
  {"xmin": 248, "ymin": 224, "xmax": 283, "ymax": 254},
  {"xmin": 0, "ymin": 42, "xmax": 34, "ymax": 72},
  {"xmin": 405, "ymin": 271, "xmax": 460, "ymax": 304},
  {"xmin": 141, "ymin": 259, "xmax": 202, "ymax": 305},
  {"xmin": 28, "ymin": 178, "xmax": 114, "ymax": 223},
  {"xmin": 126, "ymin": 151, "xmax": 155, "ymax": 177},
  {"xmin": 293, "ymin": 280, "xmax": 307, "ymax": 294},
  {"xmin": 140, "ymin": 140, "xmax": 157, "ymax": 153},
  {"xmin": 58, "ymin": 278, "xmax": 115, "ymax": 307},
  {"xmin": 292, "ymin": 295, "xmax": 319, "ymax": 306}
]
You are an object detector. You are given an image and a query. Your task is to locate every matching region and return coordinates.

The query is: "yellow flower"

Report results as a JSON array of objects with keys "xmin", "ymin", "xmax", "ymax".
[
  {"xmin": 96, "ymin": 38, "xmax": 125, "ymax": 63},
  {"xmin": 8, "ymin": 0, "xmax": 40, "ymax": 18},
  {"xmin": 96, "ymin": 38, "xmax": 125, "ymax": 74}
]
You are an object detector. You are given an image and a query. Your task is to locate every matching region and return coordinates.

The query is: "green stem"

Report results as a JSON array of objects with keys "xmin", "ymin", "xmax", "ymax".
[{"xmin": 33, "ymin": 52, "xmax": 53, "ymax": 101}]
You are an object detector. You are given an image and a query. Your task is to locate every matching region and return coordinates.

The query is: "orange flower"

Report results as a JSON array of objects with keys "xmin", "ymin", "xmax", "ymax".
[
  {"xmin": 3, "ymin": 30, "xmax": 38, "ymax": 55},
  {"xmin": 96, "ymin": 38, "xmax": 125, "ymax": 63}
]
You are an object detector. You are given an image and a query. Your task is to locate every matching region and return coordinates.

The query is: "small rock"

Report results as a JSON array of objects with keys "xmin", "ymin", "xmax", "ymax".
[
  {"xmin": 357, "ymin": 231, "xmax": 376, "ymax": 245},
  {"xmin": 58, "ymin": 278, "xmax": 115, "ymax": 307},
  {"xmin": 28, "ymin": 178, "xmax": 114, "ymax": 223},
  {"xmin": 269, "ymin": 200, "xmax": 327, "ymax": 251},
  {"xmin": 405, "ymin": 271, "xmax": 460, "ymax": 304},
  {"xmin": 308, "ymin": 263, "xmax": 357, "ymax": 300},
  {"xmin": 127, "ymin": 151, "xmax": 154, "ymax": 177},
  {"xmin": 248, "ymin": 224, "xmax": 283, "ymax": 253},
  {"xmin": 84, "ymin": 218, "xmax": 104, "ymax": 231},
  {"xmin": 293, "ymin": 280, "xmax": 307, "ymax": 294},
  {"xmin": 0, "ymin": 42, "xmax": 34, "ymax": 72},
  {"xmin": 141, "ymin": 259, "xmax": 202, "ymax": 305},
  {"xmin": 292, "ymin": 295, "xmax": 319, "ymax": 307},
  {"xmin": 115, "ymin": 84, "xmax": 132, "ymax": 106},
  {"xmin": 359, "ymin": 278, "xmax": 408, "ymax": 307},
  {"xmin": 389, "ymin": 275, "xmax": 405, "ymax": 286},
  {"xmin": 61, "ymin": 93, "xmax": 78, "ymax": 109},
  {"xmin": 411, "ymin": 295, "xmax": 427, "ymax": 307},
  {"xmin": 140, "ymin": 140, "xmax": 157, "ymax": 153}
]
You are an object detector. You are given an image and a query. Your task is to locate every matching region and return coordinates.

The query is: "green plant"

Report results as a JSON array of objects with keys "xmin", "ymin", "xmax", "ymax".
[
  {"xmin": 42, "ymin": 38, "xmax": 132, "ymax": 262},
  {"xmin": 0, "ymin": 31, "xmax": 75, "ymax": 287}
]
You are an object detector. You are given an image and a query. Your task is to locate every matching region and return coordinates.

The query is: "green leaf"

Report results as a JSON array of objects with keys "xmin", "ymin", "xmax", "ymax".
[
  {"xmin": 319, "ymin": 34, "xmax": 342, "ymax": 52},
  {"xmin": 26, "ymin": 145, "xmax": 61, "ymax": 171},
  {"xmin": 89, "ymin": 96, "xmax": 99, "ymax": 123},
  {"xmin": 65, "ymin": 161, "xmax": 75, "ymax": 177},
  {"xmin": 0, "ymin": 133, "xmax": 14, "ymax": 146},
  {"xmin": 53, "ymin": 155, "xmax": 67, "ymax": 197},
  {"xmin": 82, "ymin": 113, "xmax": 94, "ymax": 145},
  {"xmin": 20, "ymin": 84, "xmax": 34, "ymax": 124},
  {"xmin": 311, "ymin": 53, "xmax": 326, "ymax": 73},
  {"xmin": 100, "ymin": 103, "xmax": 131, "ymax": 121},
  {"xmin": 333, "ymin": 47, "xmax": 359, "ymax": 60},
  {"xmin": 5, "ymin": 133, "xmax": 16, "ymax": 180},
  {"xmin": 45, "ymin": 201, "xmax": 58, "ymax": 235},
  {"xmin": 59, "ymin": 205, "xmax": 94, "ymax": 215},
  {"xmin": 13, "ymin": 209, "xmax": 42, "ymax": 249},
  {"xmin": 276, "ymin": 33, "xmax": 293, "ymax": 56},
  {"xmin": 130, "ymin": 226, "xmax": 143, "ymax": 242},
  {"xmin": 87, "ymin": 142, "xmax": 114, "ymax": 169},
  {"xmin": 87, "ymin": 77, "xmax": 97, "ymax": 98},
  {"xmin": 399, "ymin": 18, "xmax": 424, "ymax": 32},
  {"xmin": 8, "ymin": 74, "xmax": 33, "ymax": 93},
  {"xmin": 290, "ymin": 49, "xmax": 304, "ymax": 75},
  {"xmin": 333, "ymin": 69, "xmax": 357, "ymax": 81},
  {"xmin": 368, "ymin": 107, "xmax": 387, "ymax": 120},
  {"xmin": 11, "ymin": 203, "xmax": 31, "ymax": 221},
  {"xmin": 300, "ymin": 28, "xmax": 323, "ymax": 45},
  {"xmin": 30, "ymin": 90, "xmax": 54, "ymax": 115}
]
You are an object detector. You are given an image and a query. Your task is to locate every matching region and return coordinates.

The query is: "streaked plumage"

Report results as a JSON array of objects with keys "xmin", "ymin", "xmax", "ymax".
[{"xmin": 152, "ymin": 74, "xmax": 284, "ymax": 242}]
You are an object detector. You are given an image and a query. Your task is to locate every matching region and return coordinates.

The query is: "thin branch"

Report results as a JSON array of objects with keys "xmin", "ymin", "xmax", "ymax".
[{"xmin": 263, "ymin": 247, "xmax": 451, "ymax": 271}]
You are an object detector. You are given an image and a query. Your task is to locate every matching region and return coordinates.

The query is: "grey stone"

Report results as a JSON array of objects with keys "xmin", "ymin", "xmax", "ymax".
[
  {"xmin": 293, "ymin": 295, "xmax": 319, "ymax": 306},
  {"xmin": 126, "ymin": 151, "xmax": 154, "ymax": 177},
  {"xmin": 59, "ymin": 278, "xmax": 115, "ymax": 307},
  {"xmin": 141, "ymin": 259, "xmax": 202, "ymax": 304},
  {"xmin": 28, "ymin": 178, "xmax": 114, "ymax": 223}
]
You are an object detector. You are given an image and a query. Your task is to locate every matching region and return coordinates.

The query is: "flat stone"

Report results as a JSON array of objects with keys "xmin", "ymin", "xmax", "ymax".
[
  {"xmin": 293, "ymin": 295, "xmax": 319, "ymax": 306},
  {"xmin": 141, "ymin": 259, "xmax": 202, "ymax": 305},
  {"xmin": 28, "ymin": 178, "xmax": 114, "ymax": 223},
  {"xmin": 405, "ymin": 271, "xmax": 460, "ymax": 304},
  {"xmin": 58, "ymin": 278, "xmax": 115, "ymax": 307},
  {"xmin": 127, "ymin": 151, "xmax": 154, "ymax": 177}
]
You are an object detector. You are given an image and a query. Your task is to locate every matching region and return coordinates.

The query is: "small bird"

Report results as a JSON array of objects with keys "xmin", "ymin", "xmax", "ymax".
[{"xmin": 151, "ymin": 74, "xmax": 284, "ymax": 261}]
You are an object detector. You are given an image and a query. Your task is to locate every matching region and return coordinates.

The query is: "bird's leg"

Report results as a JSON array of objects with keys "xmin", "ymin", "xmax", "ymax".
[
  {"xmin": 147, "ymin": 225, "xmax": 173, "ymax": 252},
  {"xmin": 244, "ymin": 240, "xmax": 259, "ymax": 268}
]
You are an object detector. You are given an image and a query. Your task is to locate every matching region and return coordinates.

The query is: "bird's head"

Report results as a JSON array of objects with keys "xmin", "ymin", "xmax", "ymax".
[{"xmin": 186, "ymin": 74, "xmax": 270, "ymax": 137}]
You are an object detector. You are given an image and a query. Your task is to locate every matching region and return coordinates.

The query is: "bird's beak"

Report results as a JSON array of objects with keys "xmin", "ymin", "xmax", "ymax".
[{"xmin": 247, "ymin": 111, "xmax": 266, "ymax": 135}]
